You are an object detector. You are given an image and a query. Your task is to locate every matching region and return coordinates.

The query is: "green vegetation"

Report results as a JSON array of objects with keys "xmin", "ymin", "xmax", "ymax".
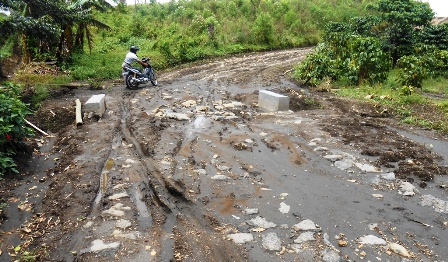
[
  {"xmin": 68, "ymin": 0, "xmax": 376, "ymax": 80},
  {"xmin": 0, "ymin": 82, "xmax": 34, "ymax": 176},
  {"xmin": 295, "ymin": 0, "xmax": 448, "ymax": 133},
  {"xmin": 335, "ymin": 77, "xmax": 448, "ymax": 133},
  {"xmin": 1, "ymin": 0, "xmax": 377, "ymax": 80},
  {"xmin": 0, "ymin": 0, "xmax": 447, "ymax": 174}
]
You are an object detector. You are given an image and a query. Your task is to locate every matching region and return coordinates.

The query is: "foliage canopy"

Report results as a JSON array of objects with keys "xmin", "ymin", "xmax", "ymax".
[{"xmin": 295, "ymin": 0, "xmax": 448, "ymax": 88}]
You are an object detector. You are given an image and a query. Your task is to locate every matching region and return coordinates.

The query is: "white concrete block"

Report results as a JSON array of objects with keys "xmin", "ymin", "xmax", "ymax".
[
  {"xmin": 258, "ymin": 90, "xmax": 289, "ymax": 112},
  {"xmin": 85, "ymin": 94, "xmax": 106, "ymax": 117}
]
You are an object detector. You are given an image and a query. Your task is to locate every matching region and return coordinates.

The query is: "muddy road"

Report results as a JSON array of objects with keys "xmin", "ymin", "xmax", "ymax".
[{"xmin": 1, "ymin": 48, "xmax": 448, "ymax": 262}]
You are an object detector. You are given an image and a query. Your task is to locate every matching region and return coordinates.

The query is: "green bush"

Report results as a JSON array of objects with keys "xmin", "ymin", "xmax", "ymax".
[
  {"xmin": 295, "ymin": 35, "xmax": 392, "ymax": 86},
  {"xmin": 396, "ymin": 55, "xmax": 428, "ymax": 89},
  {"xmin": 0, "ymin": 83, "xmax": 34, "ymax": 176}
]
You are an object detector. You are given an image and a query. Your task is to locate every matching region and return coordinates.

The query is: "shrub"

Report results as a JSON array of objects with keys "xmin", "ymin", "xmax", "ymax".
[
  {"xmin": 396, "ymin": 55, "xmax": 427, "ymax": 88},
  {"xmin": 0, "ymin": 82, "xmax": 34, "ymax": 176}
]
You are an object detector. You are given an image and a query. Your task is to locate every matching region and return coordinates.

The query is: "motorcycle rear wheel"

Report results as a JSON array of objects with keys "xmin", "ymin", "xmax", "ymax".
[{"xmin": 126, "ymin": 74, "xmax": 139, "ymax": 90}]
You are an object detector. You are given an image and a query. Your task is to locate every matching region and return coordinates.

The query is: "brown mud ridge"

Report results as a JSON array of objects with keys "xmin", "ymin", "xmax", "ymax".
[{"xmin": 1, "ymin": 48, "xmax": 447, "ymax": 262}]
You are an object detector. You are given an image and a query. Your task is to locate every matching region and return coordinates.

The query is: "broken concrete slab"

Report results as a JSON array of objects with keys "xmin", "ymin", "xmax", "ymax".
[
  {"xmin": 293, "ymin": 219, "xmax": 320, "ymax": 231},
  {"xmin": 358, "ymin": 235, "xmax": 387, "ymax": 245},
  {"xmin": 258, "ymin": 90, "xmax": 289, "ymax": 112},
  {"xmin": 85, "ymin": 94, "xmax": 106, "ymax": 117},
  {"xmin": 79, "ymin": 239, "xmax": 120, "ymax": 254},
  {"xmin": 115, "ymin": 219, "xmax": 132, "ymax": 229},
  {"xmin": 262, "ymin": 232, "xmax": 282, "ymax": 251},
  {"xmin": 294, "ymin": 232, "xmax": 315, "ymax": 244},
  {"xmin": 279, "ymin": 202, "xmax": 290, "ymax": 214},
  {"xmin": 247, "ymin": 216, "xmax": 277, "ymax": 229},
  {"xmin": 227, "ymin": 233, "xmax": 254, "ymax": 244},
  {"xmin": 244, "ymin": 208, "xmax": 259, "ymax": 215},
  {"xmin": 108, "ymin": 192, "xmax": 129, "ymax": 200},
  {"xmin": 399, "ymin": 181, "xmax": 418, "ymax": 196}
]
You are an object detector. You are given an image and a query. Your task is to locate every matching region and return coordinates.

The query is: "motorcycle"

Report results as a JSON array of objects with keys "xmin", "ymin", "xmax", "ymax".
[{"xmin": 123, "ymin": 57, "xmax": 158, "ymax": 89}]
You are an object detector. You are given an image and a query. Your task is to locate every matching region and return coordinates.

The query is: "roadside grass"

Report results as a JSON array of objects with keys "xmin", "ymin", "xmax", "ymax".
[
  {"xmin": 12, "ymin": 72, "xmax": 72, "ymax": 109},
  {"xmin": 334, "ymin": 76, "xmax": 448, "ymax": 134}
]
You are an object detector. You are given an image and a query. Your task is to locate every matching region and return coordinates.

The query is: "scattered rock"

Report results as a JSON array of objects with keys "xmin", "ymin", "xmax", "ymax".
[
  {"xmin": 314, "ymin": 147, "xmax": 328, "ymax": 152},
  {"xmin": 113, "ymin": 229, "xmax": 138, "ymax": 240},
  {"xmin": 309, "ymin": 138, "xmax": 322, "ymax": 143},
  {"xmin": 83, "ymin": 221, "xmax": 94, "ymax": 229},
  {"xmin": 244, "ymin": 208, "xmax": 259, "ymax": 215},
  {"xmin": 279, "ymin": 202, "xmax": 290, "ymax": 214},
  {"xmin": 244, "ymin": 139, "xmax": 254, "ymax": 144},
  {"xmin": 323, "ymin": 155, "xmax": 343, "ymax": 161},
  {"xmin": 293, "ymin": 219, "xmax": 320, "ymax": 231},
  {"xmin": 372, "ymin": 194, "xmax": 384, "ymax": 199},
  {"xmin": 195, "ymin": 106, "xmax": 208, "ymax": 112},
  {"xmin": 211, "ymin": 175, "xmax": 231, "ymax": 181},
  {"xmin": 400, "ymin": 181, "xmax": 418, "ymax": 196},
  {"xmin": 338, "ymin": 240, "xmax": 348, "ymax": 247},
  {"xmin": 294, "ymin": 232, "xmax": 315, "ymax": 244},
  {"xmin": 102, "ymin": 208, "xmax": 125, "ymax": 218},
  {"xmin": 334, "ymin": 159, "xmax": 353, "ymax": 170},
  {"xmin": 355, "ymin": 163, "xmax": 381, "ymax": 173},
  {"xmin": 262, "ymin": 232, "xmax": 282, "ymax": 251},
  {"xmin": 108, "ymin": 192, "xmax": 129, "ymax": 200},
  {"xmin": 101, "ymin": 203, "xmax": 131, "ymax": 218},
  {"xmin": 358, "ymin": 235, "xmax": 387, "ymax": 245},
  {"xmin": 166, "ymin": 112, "xmax": 191, "ymax": 121},
  {"xmin": 181, "ymin": 100, "xmax": 197, "ymax": 107},
  {"xmin": 321, "ymin": 248, "xmax": 341, "ymax": 262},
  {"xmin": 388, "ymin": 243, "xmax": 411, "ymax": 258},
  {"xmin": 216, "ymin": 165, "xmax": 230, "ymax": 171},
  {"xmin": 193, "ymin": 169, "xmax": 207, "ymax": 175},
  {"xmin": 247, "ymin": 216, "xmax": 277, "ymax": 229},
  {"xmin": 79, "ymin": 239, "xmax": 120, "ymax": 254},
  {"xmin": 259, "ymin": 132, "xmax": 268, "ymax": 137},
  {"xmin": 115, "ymin": 219, "xmax": 132, "ymax": 229},
  {"xmin": 420, "ymin": 195, "xmax": 448, "ymax": 214},
  {"xmin": 381, "ymin": 172, "xmax": 395, "ymax": 180},
  {"xmin": 227, "ymin": 233, "xmax": 253, "ymax": 244}
]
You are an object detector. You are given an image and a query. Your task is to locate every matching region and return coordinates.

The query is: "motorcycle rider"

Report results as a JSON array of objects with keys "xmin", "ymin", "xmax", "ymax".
[{"xmin": 122, "ymin": 46, "xmax": 148, "ymax": 78}]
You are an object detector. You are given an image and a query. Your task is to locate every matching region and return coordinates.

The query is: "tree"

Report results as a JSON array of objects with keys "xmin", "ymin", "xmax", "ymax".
[
  {"xmin": 369, "ymin": 0, "xmax": 434, "ymax": 64},
  {"xmin": 0, "ymin": 0, "xmax": 111, "ymax": 63},
  {"xmin": 58, "ymin": 0, "xmax": 112, "ymax": 60},
  {"xmin": 295, "ymin": 0, "xmax": 443, "ymax": 87}
]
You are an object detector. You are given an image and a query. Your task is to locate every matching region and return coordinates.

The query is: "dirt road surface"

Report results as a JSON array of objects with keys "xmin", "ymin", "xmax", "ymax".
[{"xmin": 1, "ymin": 48, "xmax": 447, "ymax": 262}]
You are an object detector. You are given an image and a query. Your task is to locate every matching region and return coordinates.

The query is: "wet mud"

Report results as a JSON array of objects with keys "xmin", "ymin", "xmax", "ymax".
[{"xmin": 1, "ymin": 48, "xmax": 447, "ymax": 261}]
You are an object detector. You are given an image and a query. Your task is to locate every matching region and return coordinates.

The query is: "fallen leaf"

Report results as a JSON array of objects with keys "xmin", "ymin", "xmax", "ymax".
[
  {"xmin": 18, "ymin": 203, "xmax": 32, "ymax": 212},
  {"xmin": 8, "ymin": 198, "xmax": 19, "ymax": 203}
]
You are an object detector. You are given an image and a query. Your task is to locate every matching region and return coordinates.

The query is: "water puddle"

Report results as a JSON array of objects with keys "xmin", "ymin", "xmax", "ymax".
[
  {"xmin": 133, "ymin": 184, "xmax": 152, "ymax": 227},
  {"xmin": 0, "ymin": 136, "xmax": 58, "ymax": 260},
  {"xmin": 160, "ymin": 212, "xmax": 176, "ymax": 261},
  {"xmin": 94, "ymin": 170, "xmax": 110, "ymax": 205},
  {"xmin": 185, "ymin": 115, "xmax": 209, "ymax": 140}
]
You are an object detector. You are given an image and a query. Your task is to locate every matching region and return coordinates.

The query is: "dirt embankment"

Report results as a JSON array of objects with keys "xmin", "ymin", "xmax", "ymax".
[{"xmin": 1, "ymin": 48, "xmax": 447, "ymax": 262}]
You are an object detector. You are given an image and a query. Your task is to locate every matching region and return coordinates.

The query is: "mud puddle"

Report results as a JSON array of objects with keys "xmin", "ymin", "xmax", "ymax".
[{"xmin": 1, "ymin": 48, "xmax": 447, "ymax": 261}]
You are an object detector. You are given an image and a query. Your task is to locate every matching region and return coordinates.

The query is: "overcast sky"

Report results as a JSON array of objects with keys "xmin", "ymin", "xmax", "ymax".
[{"xmin": 422, "ymin": 0, "xmax": 447, "ymax": 17}]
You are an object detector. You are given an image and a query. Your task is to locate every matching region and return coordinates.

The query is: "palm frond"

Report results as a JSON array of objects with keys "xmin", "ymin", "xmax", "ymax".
[{"xmin": 89, "ymin": 18, "xmax": 110, "ymax": 30}]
